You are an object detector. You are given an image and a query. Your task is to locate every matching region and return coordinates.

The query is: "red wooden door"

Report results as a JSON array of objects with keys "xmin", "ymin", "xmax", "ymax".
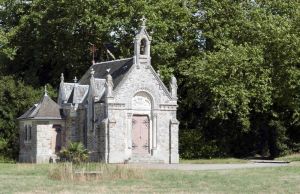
[{"xmin": 132, "ymin": 115, "xmax": 149, "ymax": 155}]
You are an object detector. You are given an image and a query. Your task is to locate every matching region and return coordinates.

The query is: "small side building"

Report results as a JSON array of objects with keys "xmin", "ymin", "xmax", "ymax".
[{"xmin": 18, "ymin": 91, "xmax": 65, "ymax": 163}]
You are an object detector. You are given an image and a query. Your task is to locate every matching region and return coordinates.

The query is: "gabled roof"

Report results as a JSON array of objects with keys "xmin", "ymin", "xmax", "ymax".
[
  {"xmin": 94, "ymin": 78, "xmax": 106, "ymax": 98},
  {"xmin": 59, "ymin": 83, "xmax": 75, "ymax": 103},
  {"xmin": 67, "ymin": 84, "xmax": 89, "ymax": 104},
  {"xmin": 18, "ymin": 94, "xmax": 64, "ymax": 120},
  {"xmin": 79, "ymin": 58, "xmax": 134, "ymax": 88}
]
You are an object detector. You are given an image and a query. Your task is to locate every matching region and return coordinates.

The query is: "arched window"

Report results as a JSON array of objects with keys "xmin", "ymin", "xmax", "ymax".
[
  {"xmin": 25, "ymin": 125, "xmax": 28, "ymax": 141},
  {"xmin": 29, "ymin": 125, "xmax": 32, "ymax": 140},
  {"xmin": 140, "ymin": 38, "xmax": 147, "ymax": 55}
]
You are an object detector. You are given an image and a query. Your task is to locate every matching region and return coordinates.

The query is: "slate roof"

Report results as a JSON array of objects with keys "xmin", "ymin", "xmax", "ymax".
[
  {"xmin": 79, "ymin": 58, "xmax": 134, "ymax": 88},
  {"xmin": 67, "ymin": 84, "xmax": 89, "ymax": 104},
  {"xmin": 60, "ymin": 83, "xmax": 75, "ymax": 102},
  {"xmin": 18, "ymin": 94, "xmax": 64, "ymax": 120}
]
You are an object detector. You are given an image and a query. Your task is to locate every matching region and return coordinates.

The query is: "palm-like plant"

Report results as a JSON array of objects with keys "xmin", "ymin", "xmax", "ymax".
[{"xmin": 58, "ymin": 142, "xmax": 88, "ymax": 163}]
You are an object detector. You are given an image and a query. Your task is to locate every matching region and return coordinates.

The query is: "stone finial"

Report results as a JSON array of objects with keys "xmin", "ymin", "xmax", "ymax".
[
  {"xmin": 107, "ymin": 74, "xmax": 113, "ymax": 85},
  {"xmin": 60, "ymin": 73, "xmax": 64, "ymax": 82},
  {"xmin": 89, "ymin": 68, "xmax": 96, "ymax": 98},
  {"xmin": 106, "ymin": 74, "xmax": 114, "ymax": 98},
  {"xmin": 90, "ymin": 68, "xmax": 95, "ymax": 77},
  {"xmin": 169, "ymin": 75, "xmax": 178, "ymax": 99},
  {"xmin": 171, "ymin": 75, "xmax": 177, "ymax": 87},
  {"xmin": 73, "ymin": 76, "xmax": 78, "ymax": 83},
  {"xmin": 58, "ymin": 73, "xmax": 66, "ymax": 105},
  {"xmin": 44, "ymin": 85, "xmax": 48, "ymax": 96},
  {"xmin": 90, "ymin": 43, "xmax": 97, "ymax": 65},
  {"xmin": 157, "ymin": 70, "xmax": 160, "ymax": 77}
]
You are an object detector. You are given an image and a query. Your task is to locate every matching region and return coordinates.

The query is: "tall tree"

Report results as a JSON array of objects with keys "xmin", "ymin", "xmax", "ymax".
[
  {"xmin": 3, "ymin": 0, "xmax": 199, "ymax": 86},
  {"xmin": 179, "ymin": 0, "xmax": 300, "ymax": 158}
]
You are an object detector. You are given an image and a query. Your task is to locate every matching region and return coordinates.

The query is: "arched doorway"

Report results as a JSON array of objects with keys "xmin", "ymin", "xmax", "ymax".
[
  {"xmin": 131, "ymin": 92, "xmax": 152, "ymax": 155},
  {"xmin": 51, "ymin": 125, "xmax": 62, "ymax": 154}
]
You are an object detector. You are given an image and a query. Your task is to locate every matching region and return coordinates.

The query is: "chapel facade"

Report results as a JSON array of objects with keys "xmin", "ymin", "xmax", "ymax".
[{"xmin": 18, "ymin": 20, "xmax": 179, "ymax": 164}]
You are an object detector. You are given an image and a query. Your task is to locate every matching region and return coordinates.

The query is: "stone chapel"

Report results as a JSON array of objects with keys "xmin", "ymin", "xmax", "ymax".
[{"xmin": 18, "ymin": 19, "xmax": 179, "ymax": 164}]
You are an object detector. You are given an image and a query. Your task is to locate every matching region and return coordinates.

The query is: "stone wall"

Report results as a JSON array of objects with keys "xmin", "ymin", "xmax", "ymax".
[
  {"xmin": 86, "ymin": 102, "xmax": 104, "ymax": 161},
  {"xmin": 19, "ymin": 120, "xmax": 65, "ymax": 163},
  {"xmin": 35, "ymin": 122, "xmax": 52, "ymax": 163},
  {"xmin": 107, "ymin": 108, "xmax": 128, "ymax": 163},
  {"xmin": 19, "ymin": 121, "xmax": 35, "ymax": 162}
]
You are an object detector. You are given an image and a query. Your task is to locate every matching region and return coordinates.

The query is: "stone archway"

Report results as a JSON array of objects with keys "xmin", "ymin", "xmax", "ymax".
[
  {"xmin": 132, "ymin": 91, "xmax": 152, "ymax": 110},
  {"xmin": 51, "ymin": 125, "xmax": 63, "ymax": 154}
]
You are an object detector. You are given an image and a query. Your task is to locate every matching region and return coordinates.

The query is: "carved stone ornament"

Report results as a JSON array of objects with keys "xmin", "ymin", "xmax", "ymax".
[
  {"xmin": 106, "ymin": 74, "xmax": 114, "ymax": 97},
  {"xmin": 171, "ymin": 75, "xmax": 177, "ymax": 88},
  {"xmin": 132, "ymin": 92, "xmax": 151, "ymax": 110},
  {"xmin": 170, "ymin": 75, "xmax": 178, "ymax": 99}
]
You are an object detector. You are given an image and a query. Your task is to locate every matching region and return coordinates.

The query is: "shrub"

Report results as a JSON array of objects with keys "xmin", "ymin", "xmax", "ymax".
[
  {"xmin": 179, "ymin": 129, "xmax": 224, "ymax": 159},
  {"xmin": 58, "ymin": 142, "xmax": 88, "ymax": 163}
]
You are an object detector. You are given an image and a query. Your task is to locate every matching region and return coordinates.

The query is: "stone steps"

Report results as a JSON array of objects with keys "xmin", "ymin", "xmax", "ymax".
[
  {"xmin": 128, "ymin": 156, "xmax": 164, "ymax": 164},
  {"xmin": 129, "ymin": 159, "xmax": 164, "ymax": 164}
]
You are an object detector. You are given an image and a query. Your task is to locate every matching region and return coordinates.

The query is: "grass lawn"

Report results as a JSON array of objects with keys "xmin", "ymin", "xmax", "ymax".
[
  {"xmin": 0, "ymin": 162, "xmax": 300, "ymax": 193},
  {"xmin": 276, "ymin": 153, "xmax": 300, "ymax": 162}
]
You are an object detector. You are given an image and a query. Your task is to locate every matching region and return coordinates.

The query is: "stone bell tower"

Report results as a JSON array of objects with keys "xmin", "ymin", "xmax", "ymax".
[{"xmin": 134, "ymin": 16, "xmax": 152, "ymax": 68}]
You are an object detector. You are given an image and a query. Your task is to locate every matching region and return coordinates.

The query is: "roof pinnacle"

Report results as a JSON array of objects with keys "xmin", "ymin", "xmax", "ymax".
[
  {"xmin": 60, "ymin": 73, "xmax": 64, "ymax": 82},
  {"xmin": 44, "ymin": 85, "xmax": 48, "ymax": 96},
  {"xmin": 90, "ymin": 68, "xmax": 95, "ymax": 77},
  {"xmin": 73, "ymin": 76, "xmax": 78, "ymax": 83}
]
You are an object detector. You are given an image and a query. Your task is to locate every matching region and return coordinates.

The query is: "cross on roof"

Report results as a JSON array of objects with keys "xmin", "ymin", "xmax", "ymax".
[
  {"xmin": 89, "ymin": 43, "xmax": 98, "ymax": 64},
  {"xmin": 141, "ymin": 16, "xmax": 147, "ymax": 27}
]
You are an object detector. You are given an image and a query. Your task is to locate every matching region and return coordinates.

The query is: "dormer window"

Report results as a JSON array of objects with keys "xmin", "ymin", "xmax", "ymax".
[{"xmin": 140, "ymin": 38, "xmax": 147, "ymax": 55}]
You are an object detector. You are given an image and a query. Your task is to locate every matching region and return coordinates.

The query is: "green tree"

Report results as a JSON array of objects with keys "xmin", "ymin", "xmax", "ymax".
[
  {"xmin": 0, "ymin": 76, "xmax": 52, "ymax": 159},
  {"xmin": 179, "ymin": 0, "xmax": 300, "ymax": 158},
  {"xmin": 2, "ymin": 0, "xmax": 198, "ymax": 86}
]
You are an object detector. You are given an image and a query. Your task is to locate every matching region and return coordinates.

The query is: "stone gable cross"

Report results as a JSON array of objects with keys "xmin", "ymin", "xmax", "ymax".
[{"xmin": 141, "ymin": 16, "xmax": 147, "ymax": 27}]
